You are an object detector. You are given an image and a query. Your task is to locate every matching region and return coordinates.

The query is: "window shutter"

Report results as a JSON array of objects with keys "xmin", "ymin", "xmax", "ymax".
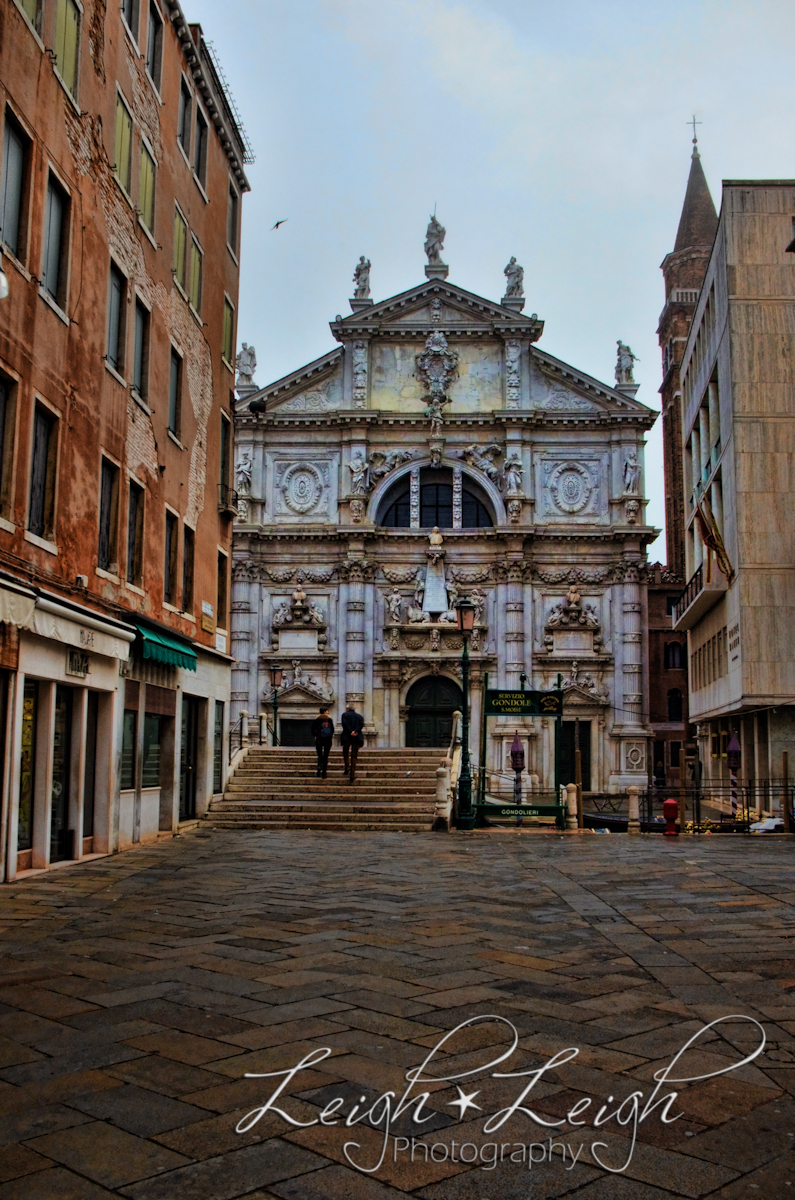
[
  {"xmin": 1, "ymin": 120, "xmax": 25, "ymax": 258},
  {"xmin": 43, "ymin": 181, "xmax": 64, "ymax": 301},
  {"xmin": 106, "ymin": 266, "xmax": 123, "ymax": 370},
  {"xmin": 98, "ymin": 459, "xmax": 114, "ymax": 570},
  {"xmin": 29, "ymin": 408, "xmax": 53, "ymax": 537},
  {"xmin": 133, "ymin": 301, "xmax": 146, "ymax": 394}
]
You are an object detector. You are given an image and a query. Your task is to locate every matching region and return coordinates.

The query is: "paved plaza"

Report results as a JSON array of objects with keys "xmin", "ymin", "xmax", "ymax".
[{"xmin": 0, "ymin": 830, "xmax": 794, "ymax": 1199}]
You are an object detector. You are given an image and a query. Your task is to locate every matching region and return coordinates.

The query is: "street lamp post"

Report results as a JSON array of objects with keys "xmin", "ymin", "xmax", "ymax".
[
  {"xmin": 269, "ymin": 666, "xmax": 283, "ymax": 747},
  {"xmin": 455, "ymin": 597, "xmax": 476, "ymax": 830}
]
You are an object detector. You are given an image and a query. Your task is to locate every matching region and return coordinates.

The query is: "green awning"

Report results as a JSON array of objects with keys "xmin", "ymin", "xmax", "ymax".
[{"xmin": 138, "ymin": 626, "xmax": 197, "ymax": 671}]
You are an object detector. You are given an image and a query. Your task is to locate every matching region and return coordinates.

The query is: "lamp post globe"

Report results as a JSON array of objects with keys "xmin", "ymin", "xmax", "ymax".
[{"xmin": 454, "ymin": 598, "xmax": 476, "ymax": 829}]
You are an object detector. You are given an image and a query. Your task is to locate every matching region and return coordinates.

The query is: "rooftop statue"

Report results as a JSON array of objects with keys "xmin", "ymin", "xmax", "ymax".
[
  {"xmin": 616, "ymin": 340, "xmax": 639, "ymax": 386},
  {"xmin": 235, "ymin": 343, "xmax": 257, "ymax": 386},
  {"xmin": 503, "ymin": 257, "xmax": 524, "ymax": 298},
  {"xmin": 424, "ymin": 214, "xmax": 446, "ymax": 265},
  {"xmin": 352, "ymin": 256, "xmax": 371, "ymax": 300}
]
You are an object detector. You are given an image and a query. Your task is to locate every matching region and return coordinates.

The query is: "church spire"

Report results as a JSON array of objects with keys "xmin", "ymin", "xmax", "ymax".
[{"xmin": 673, "ymin": 127, "xmax": 718, "ymax": 253}]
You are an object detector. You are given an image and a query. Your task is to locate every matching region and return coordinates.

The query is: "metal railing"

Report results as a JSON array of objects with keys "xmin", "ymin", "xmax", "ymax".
[
  {"xmin": 642, "ymin": 783, "xmax": 795, "ymax": 831},
  {"xmin": 218, "ymin": 483, "xmax": 239, "ymax": 513},
  {"xmin": 673, "ymin": 564, "xmax": 703, "ymax": 624}
]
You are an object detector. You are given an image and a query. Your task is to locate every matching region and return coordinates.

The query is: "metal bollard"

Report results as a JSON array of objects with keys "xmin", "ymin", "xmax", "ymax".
[{"xmin": 663, "ymin": 797, "xmax": 679, "ymax": 837}]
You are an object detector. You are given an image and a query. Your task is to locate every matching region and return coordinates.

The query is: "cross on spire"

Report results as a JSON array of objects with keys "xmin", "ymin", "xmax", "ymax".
[{"xmin": 688, "ymin": 114, "xmax": 702, "ymax": 145}]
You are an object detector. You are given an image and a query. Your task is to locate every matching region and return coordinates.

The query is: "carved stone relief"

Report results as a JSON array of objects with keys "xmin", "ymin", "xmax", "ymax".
[
  {"xmin": 275, "ymin": 461, "xmax": 329, "ymax": 518},
  {"xmin": 544, "ymin": 383, "xmax": 598, "ymax": 411},
  {"xmin": 352, "ymin": 341, "xmax": 368, "ymax": 407},
  {"xmin": 505, "ymin": 339, "xmax": 521, "ymax": 407},
  {"xmin": 543, "ymin": 460, "xmax": 600, "ymax": 518}
]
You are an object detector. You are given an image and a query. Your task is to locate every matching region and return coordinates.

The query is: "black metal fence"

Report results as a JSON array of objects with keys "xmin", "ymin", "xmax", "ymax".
[
  {"xmin": 228, "ymin": 715, "xmax": 277, "ymax": 763},
  {"xmin": 640, "ymin": 782, "xmax": 795, "ymax": 832}
]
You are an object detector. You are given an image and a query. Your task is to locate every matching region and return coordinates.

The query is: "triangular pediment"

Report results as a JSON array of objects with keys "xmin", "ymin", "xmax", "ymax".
[
  {"xmin": 236, "ymin": 349, "xmax": 342, "ymax": 414},
  {"xmin": 330, "ymin": 280, "xmax": 544, "ymax": 341},
  {"xmin": 532, "ymin": 348, "xmax": 655, "ymax": 423},
  {"xmin": 278, "ymin": 681, "xmax": 333, "ymax": 705}
]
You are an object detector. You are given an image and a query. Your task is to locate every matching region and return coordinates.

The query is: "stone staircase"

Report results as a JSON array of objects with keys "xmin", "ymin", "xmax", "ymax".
[{"xmin": 205, "ymin": 747, "xmax": 443, "ymax": 832}]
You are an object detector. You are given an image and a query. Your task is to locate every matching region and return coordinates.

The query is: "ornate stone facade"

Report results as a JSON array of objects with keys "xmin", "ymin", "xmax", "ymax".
[{"xmin": 233, "ymin": 268, "xmax": 657, "ymax": 789}]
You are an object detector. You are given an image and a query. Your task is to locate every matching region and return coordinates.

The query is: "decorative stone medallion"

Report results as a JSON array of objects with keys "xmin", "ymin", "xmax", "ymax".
[
  {"xmin": 279, "ymin": 462, "xmax": 325, "ymax": 515},
  {"xmin": 624, "ymin": 742, "xmax": 646, "ymax": 772},
  {"xmin": 547, "ymin": 461, "xmax": 594, "ymax": 515}
]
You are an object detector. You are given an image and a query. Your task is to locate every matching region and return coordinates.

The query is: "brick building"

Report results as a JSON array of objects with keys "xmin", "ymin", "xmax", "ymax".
[
  {"xmin": 0, "ymin": 0, "xmax": 250, "ymax": 880},
  {"xmin": 648, "ymin": 137, "xmax": 718, "ymax": 785}
]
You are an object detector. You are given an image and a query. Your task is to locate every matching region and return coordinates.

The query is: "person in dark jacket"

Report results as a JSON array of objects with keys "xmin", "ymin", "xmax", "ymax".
[
  {"xmin": 341, "ymin": 704, "xmax": 365, "ymax": 783},
  {"xmin": 310, "ymin": 707, "xmax": 335, "ymax": 779}
]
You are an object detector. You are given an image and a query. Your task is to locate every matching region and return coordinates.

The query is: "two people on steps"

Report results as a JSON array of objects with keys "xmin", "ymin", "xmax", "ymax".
[{"xmin": 311, "ymin": 704, "xmax": 364, "ymax": 783}]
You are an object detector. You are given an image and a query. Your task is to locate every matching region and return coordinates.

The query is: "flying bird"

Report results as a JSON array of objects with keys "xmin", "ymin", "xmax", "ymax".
[{"xmin": 271, "ymin": 219, "xmax": 288, "ymax": 230}]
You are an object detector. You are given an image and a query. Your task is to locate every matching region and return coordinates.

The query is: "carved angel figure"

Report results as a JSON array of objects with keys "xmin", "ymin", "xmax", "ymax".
[
  {"xmin": 460, "ymin": 443, "xmax": 502, "ymax": 483},
  {"xmin": 503, "ymin": 257, "xmax": 524, "ymax": 298},
  {"xmin": 349, "ymin": 451, "xmax": 370, "ymax": 495},
  {"xmin": 369, "ymin": 449, "xmax": 414, "ymax": 484},
  {"xmin": 546, "ymin": 602, "xmax": 566, "ymax": 629},
  {"xmin": 385, "ymin": 588, "xmax": 403, "ymax": 624},
  {"xmin": 445, "ymin": 580, "xmax": 459, "ymax": 611},
  {"xmin": 272, "ymin": 601, "xmax": 292, "ymax": 627},
  {"xmin": 308, "ymin": 603, "xmax": 325, "ymax": 626},
  {"xmin": 235, "ymin": 343, "xmax": 257, "ymax": 385},
  {"xmin": 352, "ymin": 256, "xmax": 371, "ymax": 299},
  {"xmin": 583, "ymin": 603, "xmax": 600, "ymax": 629},
  {"xmin": 424, "ymin": 214, "xmax": 446, "ymax": 265},
  {"xmin": 503, "ymin": 451, "xmax": 523, "ymax": 497}
]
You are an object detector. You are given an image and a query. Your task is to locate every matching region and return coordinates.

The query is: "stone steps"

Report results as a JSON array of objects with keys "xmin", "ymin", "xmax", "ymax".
[{"xmin": 208, "ymin": 747, "xmax": 444, "ymax": 833}]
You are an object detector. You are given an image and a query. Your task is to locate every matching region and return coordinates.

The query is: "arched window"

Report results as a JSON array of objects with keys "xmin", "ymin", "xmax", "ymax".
[
  {"xmin": 667, "ymin": 688, "xmax": 683, "ymax": 721},
  {"xmin": 664, "ymin": 642, "xmax": 684, "ymax": 670},
  {"xmin": 379, "ymin": 469, "xmax": 493, "ymax": 529}
]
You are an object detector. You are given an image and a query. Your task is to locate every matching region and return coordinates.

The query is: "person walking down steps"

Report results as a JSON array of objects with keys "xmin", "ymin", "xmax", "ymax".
[
  {"xmin": 311, "ymin": 706, "xmax": 335, "ymax": 779},
  {"xmin": 341, "ymin": 703, "xmax": 365, "ymax": 784}
]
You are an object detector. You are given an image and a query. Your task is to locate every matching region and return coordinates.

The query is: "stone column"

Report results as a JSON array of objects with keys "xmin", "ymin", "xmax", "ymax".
[
  {"xmin": 469, "ymin": 664, "xmax": 483, "ymax": 775},
  {"xmin": 622, "ymin": 564, "xmax": 643, "ymax": 726},
  {"xmin": 698, "ymin": 406, "xmax": 710, "ymax": 477},
  {"xmin": 342, "ymin": 561, "xmax": 370, "ymax": 708},
  {"xmin": 504, "ymin": 561, "xmax": 525, "ymax": 690},
  {"xmin": 708, "ymin": 380, "xmax": 720, "ymax": 450}
]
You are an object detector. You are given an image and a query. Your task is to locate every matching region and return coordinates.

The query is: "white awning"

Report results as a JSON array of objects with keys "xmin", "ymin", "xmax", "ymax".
[{"xmin": 0, "ymin": 585, "xmax": 35, "ymax": 629}]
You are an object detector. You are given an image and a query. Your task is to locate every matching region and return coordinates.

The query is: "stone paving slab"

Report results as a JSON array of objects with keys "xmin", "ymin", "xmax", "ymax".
[{"xmin": 0, "ymin": 830, "xmax": 794, "ymax": 1197}]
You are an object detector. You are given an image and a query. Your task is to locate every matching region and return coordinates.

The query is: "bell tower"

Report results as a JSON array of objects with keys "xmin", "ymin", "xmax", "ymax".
[{"xmin": 658, "ymin": 131, "xmax": 718, "ymax": 577}]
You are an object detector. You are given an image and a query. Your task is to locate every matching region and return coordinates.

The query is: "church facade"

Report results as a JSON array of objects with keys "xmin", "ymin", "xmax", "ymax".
[{"xmin": 231, "ymin": 232, "xmax": 657, "ymax": 793}]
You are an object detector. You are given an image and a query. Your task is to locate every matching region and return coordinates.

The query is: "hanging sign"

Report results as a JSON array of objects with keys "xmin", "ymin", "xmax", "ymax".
[{"xmin": 484, "ymin": 689, "xmax": 563, "ymax": 716}]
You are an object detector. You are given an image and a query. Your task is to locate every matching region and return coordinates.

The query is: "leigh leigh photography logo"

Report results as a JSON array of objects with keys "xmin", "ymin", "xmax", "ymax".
[{"xmin": 233, "ymin": 1013, "xmax": 766, "ymax": 1178}]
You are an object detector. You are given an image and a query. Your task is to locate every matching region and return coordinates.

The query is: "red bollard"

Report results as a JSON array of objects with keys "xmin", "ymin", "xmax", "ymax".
[{"xmin": 662, "ymin": 797, "xmax": 679, "ymax": 837}]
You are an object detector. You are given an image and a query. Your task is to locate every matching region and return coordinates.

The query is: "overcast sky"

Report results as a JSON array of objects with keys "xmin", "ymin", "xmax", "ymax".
[{"xmin": 190, "ymin": 0, "xmax": 795, "ymax": 562}]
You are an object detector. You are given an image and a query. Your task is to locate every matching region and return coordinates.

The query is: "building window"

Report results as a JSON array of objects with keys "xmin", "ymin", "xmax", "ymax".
[
  {"xmin": 19, "ymin": 0, "xmax": 40, "ymax": 31},
  {"xmin": 121, "ymin": 0, "xmax": 139, "ymax": 41},
  {"xmin": 1, "ymin": 111, "xmax": 30, "ymax": 261},
  {"xmin": 42, "ymin": 174, "xmax": 69, "ymax": 307},
  {"xmin": 121, "ymin": 708, "xmax": 136, "ymax": 789},
  {"xmin": 18, "ymin": 680, "xmax": 37, "ymax": 851},
  {"xmin": 381, "ymin": 481, "xmax": 492, "ymax": 529},
  {"xmin": 670, "ymin": 741, "xmax": 682, "ymax": 768},
  {"xmin": 145, "ymin": 1, "xmax": 163, "ymax": 90},
  {"xmin": 222, "ymin": 298, "xmax": 234, "ymax": 366},
  {"xmin": 665, "ymin": 595, "xmax": 679, "ymax": 616},
  {"xmin": 168, "ymin": 347, "xmax": 181, "ymax": 435},
  {"xmin": 217, "ymin": 551, "xmax": 228, "ymax": 630},
  {"xmin": 114, "ymin": 94, "xmax": 133, "ymax": 194},
  {"xmin": 164, "ymin": 509, "xmax": 178, "ymax": 605},
  {"xmin": 0, "ymin": 374, "xmax": 14, "ymax": 516},
  {"xmin": 189, "ymin": 237, "xmax": 202, "ymax": 313},
  {"xmin": 28, "ymin": 404, "xmax": 57, "ymax": 540},
  {"xmin": 173, "ymin": 207, "xmax": 187, "ymax": 290},
  {"xmin": 667, "ymin": 688, "xmax": 683, "ymax": 722},
  {"xmin": 106, "ymin": 262, "xmax": 126, "ymax": 374},
  {"xmin": 139, "ymin": 144, "xmax": 156, "ymax": 233},
  {"xmin": 193, "ymin": 107, "xmax": 208, "ymax": 188},
  {"xmin": 220, "ymin": 414, "xmax": 231, "ymax": 488},
  {"xmin": 127, "ymin": 479, "xmax": 144, "ymax": 585},
  {"xmin": 98, "ymin": 456, "xmax": 119, "ymax": 572},
  {"xmin": 213, "ymin": 700, "xmax": 223, "ymax": 793},
  {"xmin": 664, "ymin": 642, "xmax": 684, "ymax": 670},
  {"xmin": 142, "ymin": 713, "xmax": 162, "ymax": 787},
  {"xmin": 132, "ymin": 299, "xmax": 149, "ymax": 399},
  {"xmin": 54, "ymin": 0, "xmax": 80, "ymax": 98},
  {"xmin": 182, "ymin": 523, "xmax": 194, "ymax": 613},
  {"xmin": 177, "ymin": 79, "xmax": 191, "ymax": 155},
  {"xmin": 227, "ymin": 181, "xmax": 239, "ymax": 253}
]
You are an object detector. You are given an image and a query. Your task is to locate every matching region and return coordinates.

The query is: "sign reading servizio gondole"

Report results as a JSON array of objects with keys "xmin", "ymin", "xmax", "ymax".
[{"xmin": 484, "ymin": 689, "xmax": 562, "ymax": 716}]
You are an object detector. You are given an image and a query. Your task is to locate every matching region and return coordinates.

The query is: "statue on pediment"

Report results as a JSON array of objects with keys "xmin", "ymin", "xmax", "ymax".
[
  {"xmin": 424, "ymin": 214, "xmax": 446, "ymax": 265},
  {"xmin": 504, "ymin": 257, "xmax": 524, "ymax": 297},
  {"xmin": 616, "ymin": 341, "xmax": 638, "ymax": 386},
  {"xmin": 353, "ymin": 256, "xmax": 371, "ymax": 299},
  {"xmin": 235, "ymin": 343, "xmax": 257, "ymax": 386}
]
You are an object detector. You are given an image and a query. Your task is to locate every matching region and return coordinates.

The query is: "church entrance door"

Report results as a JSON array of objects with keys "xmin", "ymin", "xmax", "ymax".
[{"xmin": 406, "ymin": 676, "xmax": 463, "ymax": 748}]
